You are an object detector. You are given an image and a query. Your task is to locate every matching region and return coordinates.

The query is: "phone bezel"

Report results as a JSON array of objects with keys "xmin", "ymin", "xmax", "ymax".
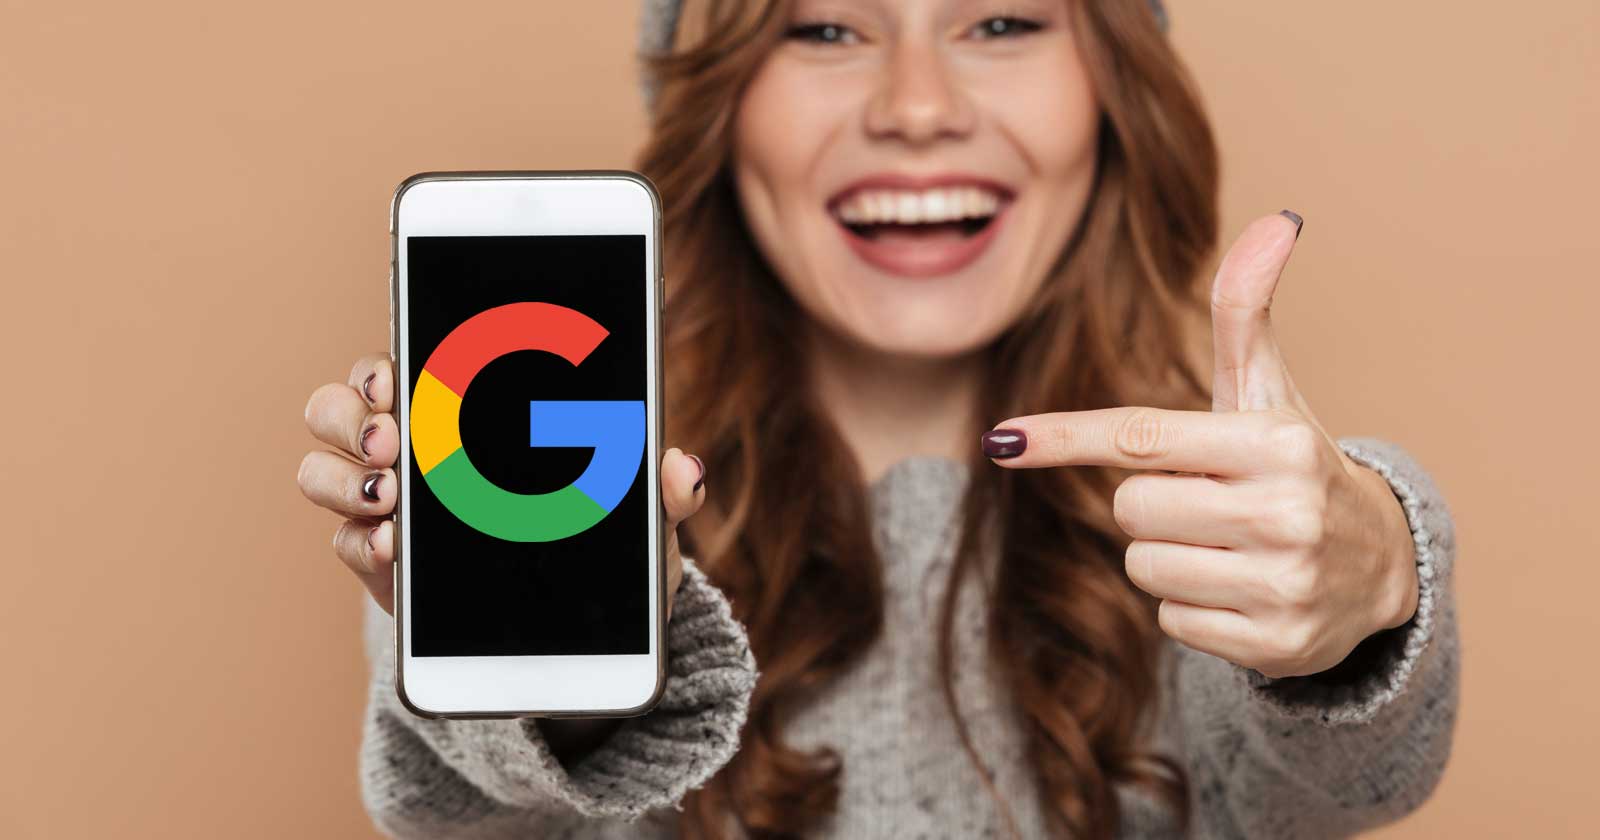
[{"xmin": 389, "ymin": 171, "xmax": 666, "ymax": 719}]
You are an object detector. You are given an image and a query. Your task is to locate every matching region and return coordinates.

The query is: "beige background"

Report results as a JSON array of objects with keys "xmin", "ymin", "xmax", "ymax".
[{"xmin": 2, "ymin": 1, "xmax": 1595, "ymax": 837}]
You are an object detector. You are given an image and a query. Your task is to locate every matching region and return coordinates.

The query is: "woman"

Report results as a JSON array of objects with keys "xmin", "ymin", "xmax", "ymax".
[{"xmin": 297, "ymin": 1, "xmax": 1458, "ymax": 837}]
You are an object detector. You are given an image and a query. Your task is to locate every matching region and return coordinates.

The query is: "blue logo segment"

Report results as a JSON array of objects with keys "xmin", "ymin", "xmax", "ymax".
[{"xmin": 529, "ymin": 400, "xmax": 646, "ymax": 512}]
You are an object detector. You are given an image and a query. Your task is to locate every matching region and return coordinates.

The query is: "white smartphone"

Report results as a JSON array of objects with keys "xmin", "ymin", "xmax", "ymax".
[{"xmin": 389, "ymin": 171, "xmax": 665, "ymax": 718}]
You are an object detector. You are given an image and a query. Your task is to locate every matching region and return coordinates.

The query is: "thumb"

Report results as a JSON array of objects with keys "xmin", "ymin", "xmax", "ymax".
[
  {"xmin": 660, "ymin": 447, "xmax": 706, "ymax": 618},
  {"xmin": 661, "ymin": 447, "xmax": 706, "ymax": 528},
  {"xmin": 1210, "ymin": 210, "xmax": 1304, "ymax": 413}
]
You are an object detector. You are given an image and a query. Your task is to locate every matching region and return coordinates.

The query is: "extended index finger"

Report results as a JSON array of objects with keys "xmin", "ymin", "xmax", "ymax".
[{"xmin": 983, "ymin": 407, "xmax": 1282, "ymax": 476}]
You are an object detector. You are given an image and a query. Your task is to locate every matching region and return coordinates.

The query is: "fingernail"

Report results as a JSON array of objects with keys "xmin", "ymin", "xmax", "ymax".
[
  {"xmin": 981, "ymin": 428, "xmax": 1027, "ymax": 459},
  {"xmin": 687, "ymin": 454, "xmax": 705, "ymax": 493},
  {"xmin": 367, "ymin": 525, "xmax": 380, "ymax": 551},
  {"xmin": 361, "ymin": 473, "xmax": 383, "ymax": 502},
  {"xmin": 362, "ymin": 372, "xmax": 377, "ymax": 405},
  {"xmin": 359, "ymin": 424, "xmax": 378, "ymax": 458},
  {"xmin": 1279, "ymin": 209, "xmax": 1304, "ymax": 239}
]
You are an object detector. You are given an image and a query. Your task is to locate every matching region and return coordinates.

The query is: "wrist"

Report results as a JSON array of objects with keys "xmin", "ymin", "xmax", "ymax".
[{"xmin": 1357, "ymin": 462, "xmax": 1419, "ymax": 631}]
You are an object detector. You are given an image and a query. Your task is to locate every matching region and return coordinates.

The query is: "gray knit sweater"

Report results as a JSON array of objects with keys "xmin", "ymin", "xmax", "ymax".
[{"xmin": 359, "ymin": 437, "xmax": 1458, "ymax": 838}]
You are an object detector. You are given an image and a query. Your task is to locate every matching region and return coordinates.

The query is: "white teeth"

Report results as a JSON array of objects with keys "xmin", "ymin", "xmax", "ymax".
[
  {"xmin": 896, "ymin": 193, "xmax": 921, "ymax": 224},
  {"xmin": 834, "ymin": 186, "xmax": 1003, "ymax": 225}
]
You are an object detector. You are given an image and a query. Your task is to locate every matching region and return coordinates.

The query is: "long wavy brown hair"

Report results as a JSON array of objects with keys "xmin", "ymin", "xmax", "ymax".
[{"xmin": 635, "ymin": 1, "xmax": 1219, "ymax": 837}]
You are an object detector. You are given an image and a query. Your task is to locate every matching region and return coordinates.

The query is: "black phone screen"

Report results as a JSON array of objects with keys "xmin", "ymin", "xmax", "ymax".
[{"xmin": 402, "ymin": 234, "xmax": 650, "ymax": 657}]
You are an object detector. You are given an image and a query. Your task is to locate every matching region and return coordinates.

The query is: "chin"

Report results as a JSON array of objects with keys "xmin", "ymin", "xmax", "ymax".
[{"xmin": 822, "ymin": 296, "xmax": 1012, "ymax": 360}]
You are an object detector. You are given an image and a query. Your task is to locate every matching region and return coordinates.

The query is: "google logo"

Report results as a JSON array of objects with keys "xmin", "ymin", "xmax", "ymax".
[{"xmin": 410, "ymin": 302, "xmax": 644, "ymax": 542}]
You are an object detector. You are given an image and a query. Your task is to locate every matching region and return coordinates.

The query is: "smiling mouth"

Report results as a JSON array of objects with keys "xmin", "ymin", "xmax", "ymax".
[
  {"xmin": 829, "ymin": 185, "xmax": 1007, "ymax": 242},
  {"xmin": 825, "ymin": 182, "xmax": 1014, "ymax": 277}
]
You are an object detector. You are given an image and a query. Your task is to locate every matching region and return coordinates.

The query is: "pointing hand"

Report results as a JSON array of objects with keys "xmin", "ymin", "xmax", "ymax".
[{"xmin": 982, "ymin": 212, "xmax": 1417, "ymax": 678}]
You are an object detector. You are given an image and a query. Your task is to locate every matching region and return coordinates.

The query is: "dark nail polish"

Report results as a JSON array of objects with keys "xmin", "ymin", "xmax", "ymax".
[
  {"xmin": 359, "ymin": 424, "xmax": 377, "ymax": 458},
  {"xmin": 362, "ymin": 372, "xmax": 377, "ymax": 405},
  {"xmin": 361, "ymin": 473, "xmax": 383, "ymax": 502},
  {"xmin": 367, "ymin": 525, "xmax": 379, "ymax": 551},
  {"xmin": 1279, "ymin": 209, "xmax": 1304, "ymax": 239},
  {"xmin": 688, "ymin": 454, "xmax": 705, "ymax": 493},
  {"xmin": 981, "ymin": 428, "xmax": 1027, "ymax": 459}
]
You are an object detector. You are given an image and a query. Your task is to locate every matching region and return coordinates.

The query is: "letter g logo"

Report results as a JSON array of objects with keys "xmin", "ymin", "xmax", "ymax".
[{"xmin": 409, "ymin": 302, "xmax": 644, "ymax": 542}]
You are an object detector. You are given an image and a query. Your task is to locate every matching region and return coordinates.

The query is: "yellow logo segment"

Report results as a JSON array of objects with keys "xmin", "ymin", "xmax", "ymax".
[{"xmin": 410, "ymin": 369, "xmax": 462, "ymax": 473}]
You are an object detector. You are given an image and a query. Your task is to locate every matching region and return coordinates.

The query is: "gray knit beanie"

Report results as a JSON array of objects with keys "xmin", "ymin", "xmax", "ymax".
[{"xmin": 637, "ymin": 0, "xmax": 1169, "ymax": 110}]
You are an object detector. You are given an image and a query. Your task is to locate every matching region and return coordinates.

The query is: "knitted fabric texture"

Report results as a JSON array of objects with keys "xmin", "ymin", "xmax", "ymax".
[{"xmin": 358, "ymin": 436, "xmax": 1459, "ymax": 838}]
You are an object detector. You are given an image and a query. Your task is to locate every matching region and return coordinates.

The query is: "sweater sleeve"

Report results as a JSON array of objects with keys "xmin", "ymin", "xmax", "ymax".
[
  {"xmin": 1173, "ymin": 437, "xmax": 1460, "ymax": 838},
  {"xmin": 358, "ymin": 556, "xmax": 758, "ymax": 839}
]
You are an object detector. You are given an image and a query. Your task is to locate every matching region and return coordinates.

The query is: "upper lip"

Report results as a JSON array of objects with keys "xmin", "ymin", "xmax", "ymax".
[{"xmin": 825, "ymin": 172, "xmax": 1016, "ymax": 211}]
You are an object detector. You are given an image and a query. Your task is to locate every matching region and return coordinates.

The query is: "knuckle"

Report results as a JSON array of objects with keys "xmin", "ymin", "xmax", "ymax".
[
  {"xmin": 1224, "ymin": 488, "xmax": 1265, "ymax": 533},
  {"xmin": 335, "ymin": 520, "xmax": 375, "ymax": 574},
  {"xmin": 1266, "ymin": 418, "xmax": 1323, "ymax": 471},
  {"xmin": 1266, "ymin": 560, "xmax": 1323, "ymax": 609},
  {"xmin": 1211, "ymin": 281, "xmax": 1252, "ymax": 313},
  {"xmin": 1266, "ymin": 621, "xmax": 1318, "ymax": 672},
  {"xmin": 1273, "ymin": 494, "xmax": 1327, "ymax": 548},
  {"xmin": 1046, "ymin": 420, "xmax": 1076, "ymax": 463},
  {"xmin": 304, "ymin": 384, "xmax": 334, "ymax": 429},
  {"xmin": 332, "ymin": 519, "xmax": 357, "ymax": 557},
  {"xmin": 1113, "ymin": 409, "xmax": 1168, "ymax": 460},
  {"xmin": 296, "ymin": 452, "xmax": 319, "ymax": 496}
]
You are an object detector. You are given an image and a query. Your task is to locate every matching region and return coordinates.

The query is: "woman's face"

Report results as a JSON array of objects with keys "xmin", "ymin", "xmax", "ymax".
[{"xmin": 732, "ymin": 0, "xmax": 1100, "ymax": 359}]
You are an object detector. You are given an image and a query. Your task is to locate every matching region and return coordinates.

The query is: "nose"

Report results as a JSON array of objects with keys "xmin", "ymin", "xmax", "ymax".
[{"xmin": 863, "ymin": 38, "xmax": 977, "ymax": 145}]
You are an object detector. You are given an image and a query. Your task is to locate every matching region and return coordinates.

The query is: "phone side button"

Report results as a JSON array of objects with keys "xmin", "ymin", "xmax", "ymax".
[{"xmin": 389, "ymin": 264, "xmax": 397, "ymax": 357}]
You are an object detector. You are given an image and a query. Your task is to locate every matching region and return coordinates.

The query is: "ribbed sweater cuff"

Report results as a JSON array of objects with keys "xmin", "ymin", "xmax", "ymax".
[
  {"xmin": 363, "ymin": 555, "xmax": 756, "ymax": 824},
  {"xmin": 1240, "ymin": 437, "xmax": 1457, "ymax": 725}
]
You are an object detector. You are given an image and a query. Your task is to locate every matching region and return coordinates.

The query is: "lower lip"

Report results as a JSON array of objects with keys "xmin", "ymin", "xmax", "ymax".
[{"xmin": 834, "ymin": 200, "xmax": 1011, "ymax": 278}]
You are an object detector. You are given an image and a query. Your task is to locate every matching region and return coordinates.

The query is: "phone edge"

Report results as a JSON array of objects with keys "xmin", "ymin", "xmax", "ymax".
[{"xmin": 387, "ymin": 170, "xmax": 669, "ymax": 721}]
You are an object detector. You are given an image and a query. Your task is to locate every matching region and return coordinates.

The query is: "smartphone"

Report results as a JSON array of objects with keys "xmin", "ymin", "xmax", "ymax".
[{"xmin": 389, "ymin": 171, "xmax": 665, "ymax": 718}]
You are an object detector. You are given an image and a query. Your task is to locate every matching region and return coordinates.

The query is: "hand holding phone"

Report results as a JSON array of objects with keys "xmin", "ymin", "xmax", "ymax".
[
  {"xmin": 298, "ymin": 353, "xmax": 702, "ymax": 618},
  {"xmin": 297, "ymin": 171, "xmax": 700, "ymax": 719}
]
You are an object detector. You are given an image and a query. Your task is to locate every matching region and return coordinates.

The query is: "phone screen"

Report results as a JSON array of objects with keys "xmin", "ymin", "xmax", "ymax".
[{"xmin": 403, "ymin": 234, "xmax": 649, "ymax": 657}]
